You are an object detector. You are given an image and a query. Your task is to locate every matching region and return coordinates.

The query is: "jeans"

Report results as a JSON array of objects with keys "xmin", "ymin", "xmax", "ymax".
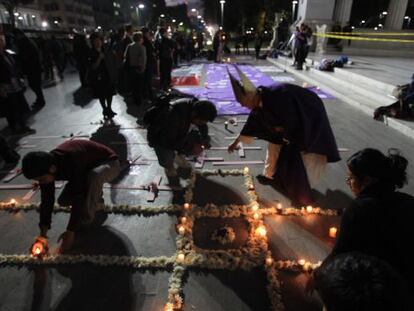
[{"xmin": 58, "ymin": 159, "xmax": 120, "ymax": 224}]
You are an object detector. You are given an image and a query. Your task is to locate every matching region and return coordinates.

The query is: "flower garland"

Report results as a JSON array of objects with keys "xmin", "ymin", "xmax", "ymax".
[
  {"xmin": 0, "ymin": 202, "xmax": 182, "ymax": 216},
  {"xmin": 0, "ymin": 254, "xmax": 175, "ymax": 269},
  {"xmin": 0, "ymin": 168, "xmax": 331, "ymax": 311}
]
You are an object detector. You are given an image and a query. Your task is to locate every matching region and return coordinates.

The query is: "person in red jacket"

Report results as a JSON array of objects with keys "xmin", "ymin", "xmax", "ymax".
[{"xmin": 22, "ymin": 140, "xmax": 120, "ymax": 252}]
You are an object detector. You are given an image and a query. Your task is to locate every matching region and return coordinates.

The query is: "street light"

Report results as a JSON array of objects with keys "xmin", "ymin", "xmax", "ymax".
[
  {"xmin": 220, "ymin": 0, "xmax": 225, "ymax": 28},
  {"xmin": 136, "ymin": 4, "xmax": 145, "ymax": 26},
  {"xmin": 292, "ymin": 0, "xmax": 298, "ymax": 23}
]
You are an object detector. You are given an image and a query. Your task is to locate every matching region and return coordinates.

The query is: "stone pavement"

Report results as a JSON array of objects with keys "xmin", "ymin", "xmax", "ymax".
[{"xmin": 0, "ymin": 57, "xmax": 414, "ymax": 311}]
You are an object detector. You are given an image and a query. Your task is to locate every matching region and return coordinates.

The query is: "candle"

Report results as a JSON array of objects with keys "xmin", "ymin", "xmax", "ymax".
[
  {"xmin": 178, "ymin": 225, "xmax": 185, "ymax": 235},
  {"xmin": 31, "ymin": 242, "xmax": 44, "ymax": 256},
  {"xmin": 227, "ymin": 57, "xmax": 231, "ymax": 63},
  {"xmin": 252, "ymin": 204, "xmax": 259, "ymax": 212},
  {"xmin": 181, "ymin": 217, "xmax": 187, "ymax": 224},
  {"xmin": 298, "ymin": 259, "xmax": 306, "ymax": 266},
  {"xmin": 255, "ymin": 225, "xmax": 267, "ymax": 237},
  {"xmin": 303, "ymin": 82, "xmax": 309, "ymax": 88},
  {"xmin": 9, "ymin": 198, "xmax": 16, "ymax": 205},
  {"xmin": 329, "ymin": 227, "xmax": 338, "ymax": 238},
  {"xmin": 177, "ymin": 252, "xmax": 185, "ymax": 263},
  {"xmin": 183, "ymin": 203, "xmax": 190, "ymax": 209},
  {"xmin": 164, "ymin": 303, "xmax": 174, "ymax": 311},
  {"xmin": 248, "ymin": 184, "xmax": 255, "ymax": 190},
  {"xmin": 224, "ymin": 121, "xmax": 229, "ymax": 129},
  {"xmin": 253, "ymin": 212, "xmax": 260, "ymax": 220},
  {"xmin": 306, "ymin": 205, "xmax": 313, "ymax": 213},
  {"xmin": 265, "ymin": 256, "xmax": 273, "ymax": 266},
  {"xmin": 244, "ymin": 167, "xmax": 249, "ymax": 174},
  {"xmin": 303, "ymin": 262, "xmax": 312, "ymax": 272}
]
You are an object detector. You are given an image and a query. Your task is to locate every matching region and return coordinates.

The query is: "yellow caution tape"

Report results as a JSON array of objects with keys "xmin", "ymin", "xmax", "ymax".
[
  {"xmin": 326, "ymin": 32, "xmax": 414, "ymax": 36},
  {"xmin": 315, "ymin": 33, "xmax": 414, "ymax": 43}
]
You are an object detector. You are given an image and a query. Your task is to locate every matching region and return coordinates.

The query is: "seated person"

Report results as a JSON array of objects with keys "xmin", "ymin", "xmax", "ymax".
[
  {"xmin": 330, "ymin": 148, "xmax": 414, "ymax": 290},
  {"xmin": 22, "ymin": 140, "xmax": 120, "ymax": 252},
  {"xmin": 145, "ymin": 97, "xmax": 217, "ymax": 178},
  {"xmin": 374, "ymin": 73, "xmax": 414, "ymax": 120},
  {"xmin": 313, "ymin": 252, "xmax": 412, "ymax": 311}
]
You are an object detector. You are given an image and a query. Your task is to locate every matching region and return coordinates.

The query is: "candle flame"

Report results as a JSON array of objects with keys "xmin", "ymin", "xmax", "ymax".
[
  {"xmin": 183, "ymin": 203, "xmax": 190, "ymax": 209},
  {"xmin": 177, "ymin": 253, "xmax": 185, "ymax": 262},
  {"xmin": 298, "ymin": 259, "xmax": 306, "ymax": 266},
  {"xmin": 255, "ymin": 225, "xmax": 267, "ymax": 237},
  {"xmin": 276, "ymin": 203, "xmax": 282, "ymax": 210},
  {"xmin": 252, "ymin": 204, "xmax": 259, "ymax": 212},
  {"xmin": 178, "ymin": 226, "xmax": 185, "ymax": 234},
  {"xmin": 329, "ymin": 227, "xmax": 338, "ymax": 238},
  {"xmin": 164, "ymin": 303, "xmax": 174, "ymax": 311},
  {"xmin": 243, "ymin": 167, "xmax": 249, "ymax": 174},
  {"xmin": 9, "ymin": 198, "xmax": 16, "ymax": 204},
  {"xmin": 181, "ymin": 217, "xmax": 187, "ymax": 224},
  {"xmin": 32, "ymin": 242, "xmax": 44, "ymax": 256},
  {"xmin": 306, "ymin": 205, "xmax": 313, "ymax": 213},
  {"xmin": 266, "ymin": 257, "xmax": 273, "ymax": 265},
  {"xmin": 253, "ymin": 212, "xmax": 259, "ymax": 220}
]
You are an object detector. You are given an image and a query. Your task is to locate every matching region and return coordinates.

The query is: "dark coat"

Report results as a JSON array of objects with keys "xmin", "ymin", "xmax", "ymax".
[
  {"xmin": 147, "ymin": 98, "xmax": 209, "ymax": 152},
  {"xmin": 88, "ymin": 47, "xmax": 118, "ymax": 98},
  {"xmin": 240, "ymin": 83, "xmax": 340, "ymax": 205},
  {"xmin": 331, "ymin": 184, "xmax": 414, "ymax": 290}
]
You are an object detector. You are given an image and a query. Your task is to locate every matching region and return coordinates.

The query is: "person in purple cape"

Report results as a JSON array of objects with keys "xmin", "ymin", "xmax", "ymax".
[{"xmin": 227, "ymin": 65, "xmax": 340, "ymax": 206}]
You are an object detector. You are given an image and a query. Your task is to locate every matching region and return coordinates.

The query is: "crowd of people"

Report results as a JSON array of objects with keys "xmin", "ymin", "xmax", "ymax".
[{"xmin": 0, "ymin": 22, "xmax": 413, "ymax": 311}]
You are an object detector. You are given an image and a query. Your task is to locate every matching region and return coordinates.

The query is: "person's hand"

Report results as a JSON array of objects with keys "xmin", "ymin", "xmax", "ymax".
[
  {"xmin": 227, "ymin": 140, "xmax": 240, "ymax": 153},
  {"xmin": 58, "ymin": 230, "xmax": 75, "ymax": 253},
  {"xmin": 192, "ymin": 143, "xmax": 204, "ymax": 156}
]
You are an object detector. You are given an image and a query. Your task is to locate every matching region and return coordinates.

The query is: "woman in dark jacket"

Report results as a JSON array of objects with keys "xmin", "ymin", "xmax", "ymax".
[
  {"xmin": 88, "ymin": 32, "xmax": 118, "ymax": 120},
  {"xmin": 0, "ymin": 33, "xmax": 34, "ymax": 134},
  {"xmin": 330, "ymin": 148, "xmax": 414, "ymax": 290}
]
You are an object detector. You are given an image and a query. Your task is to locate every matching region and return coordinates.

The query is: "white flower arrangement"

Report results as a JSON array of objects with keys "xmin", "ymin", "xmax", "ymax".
[
  {"xmin": 211, "ymin": 226, "xmax": 236, "ymax": 245},
  {"xmin": 0, "ymin": 168, "xmax": 333, "ymax": 311}
]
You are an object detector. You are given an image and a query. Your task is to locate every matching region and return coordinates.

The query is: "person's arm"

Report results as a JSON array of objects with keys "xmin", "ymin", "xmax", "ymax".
[{"xmin": 39, "ymin": 182, "xmax": 56, "ymax": 237}]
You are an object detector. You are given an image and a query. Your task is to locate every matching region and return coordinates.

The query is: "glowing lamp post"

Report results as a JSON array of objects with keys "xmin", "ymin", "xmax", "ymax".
[{"xmin": 220, "ymin": 0, "xmax": 225, "ymax": 28}]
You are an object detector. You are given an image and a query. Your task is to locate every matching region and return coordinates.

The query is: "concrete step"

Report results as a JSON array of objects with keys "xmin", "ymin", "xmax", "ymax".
[
  {"xmin": 305, "ymin": 57, "xmax": 396, "ymax": 96},
  {"xmin": 267, "ymin": 57, "xmax": 414, "ymax": 140},
  {"xmin": 308, "ymin": 67, "xmax": 394, "ymax": 106}
]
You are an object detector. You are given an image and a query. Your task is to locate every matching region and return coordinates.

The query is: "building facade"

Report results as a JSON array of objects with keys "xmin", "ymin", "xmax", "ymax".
[{"xmin": 0, "ymin": 1, "xmax": 43, "ymax": 29}]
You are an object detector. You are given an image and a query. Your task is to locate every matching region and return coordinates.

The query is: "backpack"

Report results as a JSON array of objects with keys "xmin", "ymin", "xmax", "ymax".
[{"xmin": 143, "ymin": 93, "xmax": 171, "ymax": 127}]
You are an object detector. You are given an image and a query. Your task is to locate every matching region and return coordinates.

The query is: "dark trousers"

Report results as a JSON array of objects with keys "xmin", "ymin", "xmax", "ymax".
[
  {"xmin": 3, "ymin": 92, "xmax": 29, "ymax": 130},
  {"xmin": 144, "ymin": 64, "xmax": 154, "ymax": 100},
  {"xmin": 159, "ymin": 58, "xmax": 172, "ymax": 89},
  {"xmin": 27, "ymin": 71, "xmax": 45, "ymax": 105},
  {"xmin": 130, "ymin": 69, "xmax": 144, "ymax": 105},
  {"xmin": 294, "ymin": 45, "xmax": 306, "ymax": 69}
]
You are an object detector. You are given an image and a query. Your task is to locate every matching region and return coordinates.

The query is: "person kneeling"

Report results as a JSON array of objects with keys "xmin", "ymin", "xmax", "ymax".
[
  {"xmin": 22, "ymin": 140, "xmax": 120, "ymax": 252},
  {"xmin": 146, "ymin": 98, "xmax": 217, "ymax": 179}
]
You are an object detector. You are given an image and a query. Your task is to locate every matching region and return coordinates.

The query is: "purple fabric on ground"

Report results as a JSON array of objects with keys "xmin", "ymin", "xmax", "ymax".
[{"xmin": 174, "ymin": 64, "xmax": 335, "ymax": 116}]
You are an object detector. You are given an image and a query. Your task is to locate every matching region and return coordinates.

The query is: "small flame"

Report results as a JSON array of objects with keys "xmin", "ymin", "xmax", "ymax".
[
  {"xmin": 329, "ymin": 227, "xmax": 338, "ymax": 238},
  {"xmin": 9, "ymin": 198, "xmax": 16, "ymax": 205},
  {"xmin": 298, "ymin": 259, "xmax": 306, "ymax": 266},
  {"xmin": 255, "ymin": 225, "xmax": 267, "ymax": 237},
  {"xmin": 306, "ymin": 205, "xmax": 313, "ymax": 213},
  {"xmin": 243, "ymin": 167, "xmax": 249, "ymax": 174},
  {"xmin": 253, "ymin": 213, "xmax": 259, "ymax": 220},
  {"xmin": 183, "ymin": 203, "xmax": 190, "ymax": 209}
]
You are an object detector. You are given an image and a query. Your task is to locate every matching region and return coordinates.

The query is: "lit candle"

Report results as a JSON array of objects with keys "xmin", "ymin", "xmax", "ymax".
[
  {"xmin": 265, "ymin": 256, "xmax": 273, "ymax": 266},
  {"xmin": 306, "ymin": 205, "xmax": 313, "ymax": 213},
  {"xmin": 298, "ymin": 259, "xmax": 306, "ymax": 266},
  {"xmin": 31, "ymin": 242, "xmax": 44, "ymax": 256},
  {"xmin": 329, "ymin": 227, "xmax": 338, "ymax": 238},
  {"xmin": 303, "ymin": 262, "xmax": 312, "ymax": 272},
  {"xmin": 255, "ymin": 225, "xmax": 267, "ymax": 237},
  {"xmin": 253, "ymin": 212, "xmax": 260, "ymax": 220},
  {"xmin": 183, "ymin": 203, "xmax": 190, "ymax": 209},
  {"xmin": 276, "ymin": 203, "xmax": 283, "ymax": 213},
  {"xmin": 177, "ymin": 252, "xmax": 185, "ymax": 263},
  {"xmin": 9, "ymin": 198, "xmax": 16, "ymax": 205},
  {"xmin": 224, "ymin": 121, "xmax": 229, "ymax": 129},
  {"xmin": 181, "ymin": 217, "xmax": 187, "ymax": 224},
  {"xmin": 244, "ymin": 167, "xmax": 249, "ymax": 174},
  {"xmin": 248, "ymin": 184, "xmax": 255, "ymax": 190},
  {"xmin": 252, "ymin": 204, "xmax": 259, "ymax": 212},
  {"xmin": 227, "ymin": 57, "xmax": 231, "ymax": 62},
  {"xmin": 178, "ymin": 225, "xmax": 185, "ymax": 235},
  {"xmin": 164, "ymin": 303, "xmax": 174, "ymax": 311}
]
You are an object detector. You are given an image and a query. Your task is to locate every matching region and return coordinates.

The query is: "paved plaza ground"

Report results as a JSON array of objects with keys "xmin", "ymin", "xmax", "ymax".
[{"xmin": 1, "ymin": 56, "xmax": 413, "ymax": 311}]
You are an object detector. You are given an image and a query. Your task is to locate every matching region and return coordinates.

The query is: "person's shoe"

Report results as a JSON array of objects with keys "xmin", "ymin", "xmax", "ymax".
[{"xmin": 256, "ymin": 174, "xmax": 274, "ymax": 185}]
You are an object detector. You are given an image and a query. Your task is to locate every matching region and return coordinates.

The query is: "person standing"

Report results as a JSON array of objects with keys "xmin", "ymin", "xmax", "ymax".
[
  {"xmin": 142, "ymin": 28, "xmax": 156, "ymax": 101},
  {"xmin": 88, "ymin": 32, "xmax": 118, "ymax": 120},
  {"xmin": 124, "ymin": 32, "xmax": 146, "ymax": 105},
  {"xmin": 156, "ymin": 28, "xmax": 174, "ymax": 90},
  {"xmin": 254, "ymin": 32, "xmax": 263, "ymax": 59},
  {"xmin": 73, "ymin": 33, "xmax": 90, "ymax": 87},
  {"xmin": 0, "ymin": 33, "xmax": 34, "ymax": 134},
  {"xmin": 12, "ymin": 29, "xmax": 45, "ymax": 109}
]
